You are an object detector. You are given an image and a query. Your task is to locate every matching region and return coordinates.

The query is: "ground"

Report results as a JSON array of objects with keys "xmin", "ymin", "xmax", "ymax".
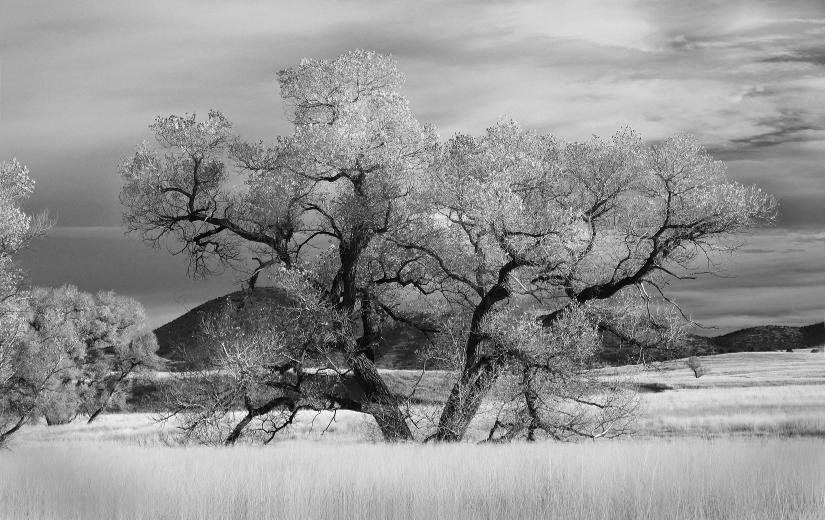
[{"xmin": 2, "ymin": 350, "xmax": 824, "ymax": 519}]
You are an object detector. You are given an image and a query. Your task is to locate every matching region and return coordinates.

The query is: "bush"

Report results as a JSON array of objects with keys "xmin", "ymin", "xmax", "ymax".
[
  {"xmin": 686, "ymin": 356, "xmax": 709, "ymax": 378},
  {"xmin": 42, "ymin": 391, "xmax": 81, "ymax": 426}
]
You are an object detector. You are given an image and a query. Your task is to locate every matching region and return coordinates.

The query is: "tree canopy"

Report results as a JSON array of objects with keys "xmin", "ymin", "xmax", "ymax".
[
  {"xmin": 26, "ymin": 286, "xmax": 164, "ymax": 425},
  {"xmin": 0, "ymin": 159, "xmax": 50, "ymax": 446},
  {"xmin": 119, "ymin": 50, "xmax": 776, "ymax": 444}
]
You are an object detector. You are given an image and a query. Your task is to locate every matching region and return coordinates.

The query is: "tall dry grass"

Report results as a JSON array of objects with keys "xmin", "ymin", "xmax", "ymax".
[
  {"xmin": 2, "ymin": 438, "xmax": 824, "ymax": 519},
  {"xmin": 637, "ymin": 384, "xmax": 825, "ymax": 438},
  {"xmin": 4, "ymin": 351, "xmax": 825, "ymax": 519}
]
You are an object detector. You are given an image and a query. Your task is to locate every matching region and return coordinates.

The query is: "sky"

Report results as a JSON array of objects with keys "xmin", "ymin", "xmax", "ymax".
[{"xmin": 1, "ymin": 0, "xmax": 823, "ymax": 335}]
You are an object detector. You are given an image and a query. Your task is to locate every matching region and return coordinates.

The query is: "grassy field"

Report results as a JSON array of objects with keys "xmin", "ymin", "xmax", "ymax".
[
  {"xmin": 2, "ymin": 350, "xmax": 825, "ymax": 519},
  {"xmin": 615, "ymin": 350, "xmax": 825, "ymax": 389},
  {"xmin": 2, "ymin": 435, "xmax": 824, "ymax": 519},
  {"xmin": 623, "ymin": 350, "xmax": 825, "ymax": 438}
]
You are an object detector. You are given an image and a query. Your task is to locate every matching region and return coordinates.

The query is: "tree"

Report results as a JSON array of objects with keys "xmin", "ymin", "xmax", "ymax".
[
  {"xmin": 121, "ymin": 50, "xmax": 436, "ymax": 442},
  {"xmin": 78, "ymin": 290, "xmax": 164, "ymax": 423},
  {"xmin": 686, "ymin": 356, "xmax": 707, "ymax": 378},
  {"xmin": 119, "ymin": 50, "xmax": 776, "ymax": 444},
  {"xmin": 390, "ymin": 121, "xmax": 776, "ymax": 441},
  {"xmin": 0, "ymin": 159, "xmax": 51, "ymax": 447},
  {"xmin": 24, "ymin": 286, "xmax": 164, "ymax": 425}
]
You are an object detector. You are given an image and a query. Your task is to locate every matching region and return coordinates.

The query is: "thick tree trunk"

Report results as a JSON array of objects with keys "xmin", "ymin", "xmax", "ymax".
[
  {"xmin": 347, "ymin": 352, "xmax": 413, "ymax": 441},
  {"xmin": 433, "ymin": 279, "xmax": 513, "ymax": 442},
  {"xmin": 433, "ymin": 357, "xmax": 500, "ymax": 442}
]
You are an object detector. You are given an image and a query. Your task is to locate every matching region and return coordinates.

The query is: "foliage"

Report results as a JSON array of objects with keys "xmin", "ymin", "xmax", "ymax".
[
  {"xmin": 119, "ymin": 51, "xmax": 776, "ymax": 445},
  {"xmin": 686, "ymin": 356, "xmax": 708, "ymax": 378},
  {"xmin": 6, "ymin": 286, "xmax": 164, "ymax": 431},
  {"xmin": 157, "ymin": 270, "xmax": 363, "ymax": 445},
  {"xmin": 0, "ymin": 159, "xmax": 50, "ymax": 447}
]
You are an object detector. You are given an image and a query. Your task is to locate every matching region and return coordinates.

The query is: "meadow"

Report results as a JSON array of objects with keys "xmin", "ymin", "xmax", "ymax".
[{"xmin": 2, "ymin": 350, "xmax": 825, "ymax": 519}]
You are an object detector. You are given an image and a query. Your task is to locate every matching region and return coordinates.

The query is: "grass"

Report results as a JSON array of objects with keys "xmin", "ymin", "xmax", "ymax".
[
  {"xmin": 612, "ymin": 350, "xmax": 825, "ymax": 438},
  {"xmin": 4, "ymin": 350, "xmax": 825, "ymax": 519},
  {"xmin": 637, "ymin": 384, "xmax": 825, "ymax": 437},
  {"xmin": 614, "ymin": 350, "xmax": 825, "ymax": 389},
  {"xmin": 3, "ymin": 436, "xmax": 825, "ymax": 520}
]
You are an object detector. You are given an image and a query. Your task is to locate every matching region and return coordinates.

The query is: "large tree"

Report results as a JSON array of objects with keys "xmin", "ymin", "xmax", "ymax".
[
  {"xmin": 384, "ymin": 122, "xmax": 776, "ymax": 441},
  {"xmin": 121, "ymin": 50, "xmax": 436, "ymax": 441},
  {"xmin": 119, "ymin": 51, "xmax": 776, "ymax": 444}
]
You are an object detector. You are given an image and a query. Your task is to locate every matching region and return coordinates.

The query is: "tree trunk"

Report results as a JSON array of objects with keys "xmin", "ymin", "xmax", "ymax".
[
  {"xmin": 0, "ymin": 416, "xmax": 27, "ymax": 447},
  {"xmin": 224, "ymin": 395, "xmax": 297, "ymax": 446},
  {"xmin": 86, "ymin": 407, "xmax": 105, "ymax": 425},
  {"xmin": 433, "ymin": 357, "xmax": 500, "ymax": 442},
  {"xmin": 347, "ymin": 352, "xmax": 413, "ymax": 442},
  {"xmin": 87, "ymin": 367, "xmax": 133, "ymax": 424},
  {"xmin": 433, "ymin": 280, "xmax": 512, "ymax": 442},
  {"xmin": 225, "ymin": 412, "xmax": 256, "ymax": 446},
  {"xmin": 87, "ymin": 381, "xmax": 118, "ymax": 424}
]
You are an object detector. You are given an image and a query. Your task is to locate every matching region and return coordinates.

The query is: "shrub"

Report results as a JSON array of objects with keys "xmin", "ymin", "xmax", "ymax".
[
  {"xmin": 42, "ymin": 390, "xmax": 81, "ymax": 426},
  {"xmin": 686, "ymin": 356, "xmax": 708, "ymax": 378}
]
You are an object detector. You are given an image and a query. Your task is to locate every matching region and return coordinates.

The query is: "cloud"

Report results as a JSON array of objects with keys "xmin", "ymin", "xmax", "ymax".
[
  {"xmin": 728, "ymin": 111, "xmax": 825, "ymax": 150},
  {"xmin": 762, "ymin": 46, "xmax": 825, "ymax": 66},
  {"xmin": 3, "ymin": 0, "xmax": 825, "ymax": 328},
  {"xmin": 665, "ymin": 230, "xmax": 825, "ymax": 333}
]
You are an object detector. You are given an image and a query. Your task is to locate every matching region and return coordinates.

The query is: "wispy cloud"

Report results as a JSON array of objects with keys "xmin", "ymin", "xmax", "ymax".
[
  {"xmin": 762, "ymin": 46, "xmax": 825, "ymax": 65},
  {"xmin": 3, "ymin": 0, "xmax": 824, "ymax": 327}
]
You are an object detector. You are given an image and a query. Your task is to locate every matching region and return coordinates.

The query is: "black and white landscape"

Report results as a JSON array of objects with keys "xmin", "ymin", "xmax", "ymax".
[{"xmin": 2, "ymin": 1, "xmax": 825, "ymax": 519}]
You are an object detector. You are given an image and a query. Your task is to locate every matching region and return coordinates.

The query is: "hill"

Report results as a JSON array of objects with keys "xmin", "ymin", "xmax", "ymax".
[
  {"xmin": 711, "ymin": 322, "xmax": 825, "ymax": 353},
  {"xmin": 153, "ymin": 288, "xmax": 825, "ymax": 369},
  {"xmin": 153, "ymin": 287, "xmax": 432, "ymax": 370}
]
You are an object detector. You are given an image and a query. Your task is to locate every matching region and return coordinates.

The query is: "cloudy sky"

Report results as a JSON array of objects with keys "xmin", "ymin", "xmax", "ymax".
[{"xmin": 1, "ymin": 0, "xmax": 823, "ymax": 334}]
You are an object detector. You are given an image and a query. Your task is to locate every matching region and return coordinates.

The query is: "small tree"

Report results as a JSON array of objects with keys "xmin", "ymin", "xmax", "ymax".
[
  {"xmin": 686, "ymin": 356, "xmax": 708, "ymax": 378},
  {"xmin": 24, "ymin": 286, "xmax": 163, "ymax": 425},
  {"xmin": 80, "ymin": 290, "xmax": 165, "ymax": 423}
]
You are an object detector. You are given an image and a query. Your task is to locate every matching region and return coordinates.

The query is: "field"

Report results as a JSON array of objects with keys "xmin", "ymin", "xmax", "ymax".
[
  {"xmin": 2, "ymin": 351, "xmax": 825, "ymax": 519},
  {"xmin": 620, "ymin": 350, "xmax": 825, "ymax": 438}
]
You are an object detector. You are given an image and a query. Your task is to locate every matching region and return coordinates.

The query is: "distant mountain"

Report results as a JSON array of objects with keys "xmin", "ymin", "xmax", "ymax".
[
  {"xmin": 712, "ymin": 325, "xmax": 802, "ymax": 353},
  {"xmin": 599, "ymin": 322, "xmax": 825, "ymax": 363},
  {"xmin": 154, "ymin": 289, "xmax": 825, "ymax": 369}
]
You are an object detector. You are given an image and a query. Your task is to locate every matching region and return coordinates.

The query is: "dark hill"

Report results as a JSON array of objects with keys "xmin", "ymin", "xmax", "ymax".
[
  {"xmin": 154, "ymin": 289, "xmax": 825, "ymax": 369},
  {"xmin": 154, "ymin": 288, "xmax": 432, "ymax": 370},
  {"xmin": 712, "ymin": 325, "xmax": 803, "ymax": 353},
  {"xmin": 801, "ymin": 321, "xmax": 825, "ymax": 347},
  {"xmin": 710, "ymin": 322, "xmax": 825, "ymax": 352},
  {"xmin": 154, "ymin": 287, "xmax": 302, "ymax": 368}
]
